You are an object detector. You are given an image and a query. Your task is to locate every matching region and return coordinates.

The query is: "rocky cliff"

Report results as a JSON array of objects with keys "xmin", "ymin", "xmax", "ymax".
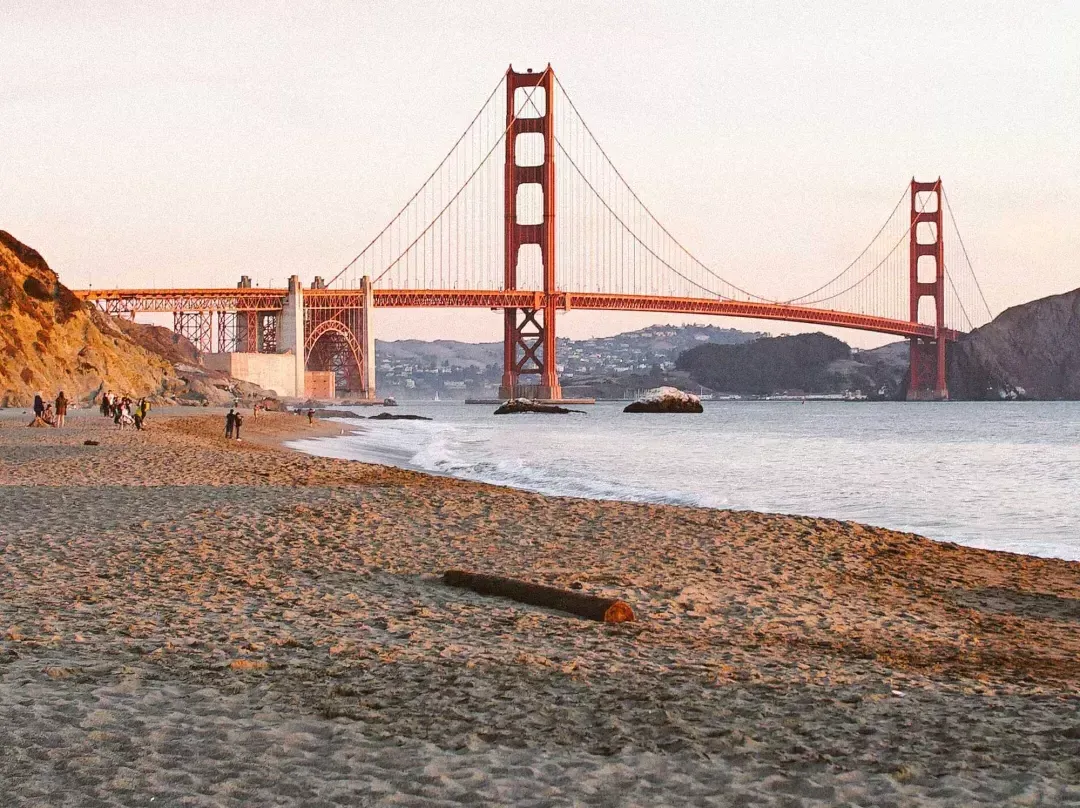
[
  {"xmin": 949, "ymin": 288, "xmax": 1080, "ymax": 400},
  {"xmin": 0, "ymin": 231, "xmax": 189, "ymax": 407}
]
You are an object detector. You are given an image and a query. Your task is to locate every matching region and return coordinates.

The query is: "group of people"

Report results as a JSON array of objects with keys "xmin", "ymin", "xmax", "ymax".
[
  {"xmin": 225, "ymin": 407, "xmax": 245, "ymax": 440},
  {"xmin": 31, "ymin": 391, "xmax": 68, "ymax": 427},
  {"xmin": 100, "ymin": 391, "xmax": 151, "ymax": 430}
]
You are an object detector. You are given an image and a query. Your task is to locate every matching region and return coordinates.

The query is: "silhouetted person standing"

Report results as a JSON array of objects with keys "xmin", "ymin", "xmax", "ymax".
[
  {"xmin": 33, "ymin": 393, "xmax": 45, "ymax": 419},
  {"xmin": 55, "ymin": 391, "xmax": 68, "ymax": 428},
  {"xmin": 225, "ymin": 408, "xmax": 236, "ymax": 439}
]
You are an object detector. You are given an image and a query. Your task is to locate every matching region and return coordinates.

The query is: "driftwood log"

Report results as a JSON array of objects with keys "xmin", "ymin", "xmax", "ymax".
[{"xmin": 443, "ymin": 570, "xmax": 634, "ymax": 623}]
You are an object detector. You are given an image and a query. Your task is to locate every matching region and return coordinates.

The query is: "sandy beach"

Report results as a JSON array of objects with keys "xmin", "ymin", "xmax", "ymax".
[{"xmin": 1, "ymin": 409, "xmax": 1079, "ymax": 806}]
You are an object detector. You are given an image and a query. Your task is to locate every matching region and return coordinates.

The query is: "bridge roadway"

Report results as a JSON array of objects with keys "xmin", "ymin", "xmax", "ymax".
[{"xmin": 75, "ymin": 287, "xmax": 959, "ymax": 342}]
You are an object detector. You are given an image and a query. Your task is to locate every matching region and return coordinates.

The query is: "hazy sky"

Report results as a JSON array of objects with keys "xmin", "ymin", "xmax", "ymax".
[{"xmin": 2, "ymin": 1, "xmax": 1078, "ymax": 347}]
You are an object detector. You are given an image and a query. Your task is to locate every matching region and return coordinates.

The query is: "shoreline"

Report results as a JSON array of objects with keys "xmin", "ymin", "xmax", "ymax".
[
  {"xmin": 284, "ymin": 408, "xmax": 1080, "ymax": 564},
  {"xmin": 2, "ymin": 411, "xmax": 1079, "ymax": 805}
]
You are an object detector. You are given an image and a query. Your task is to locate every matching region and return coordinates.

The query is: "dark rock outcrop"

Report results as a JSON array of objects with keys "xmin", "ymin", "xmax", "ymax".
[
  {"xmin": 948, "ymin": 288, "xmax": 1080, "ymax": 400},
  {"xmin": 367, "ymin": 412, "xmax": 432, "ymax": 421},
  {"xmin": 494, "ymin": 399, "xmax": 579, "ymax": 415},
  {"xmin": 308, "ymin": 408, "xmax": 365, "ymax": 419}
]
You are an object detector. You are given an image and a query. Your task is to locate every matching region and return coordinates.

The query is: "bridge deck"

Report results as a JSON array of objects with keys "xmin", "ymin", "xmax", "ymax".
[{"xmin": 74, "ymin": 288, "xmax": 957, "ymax": 341}]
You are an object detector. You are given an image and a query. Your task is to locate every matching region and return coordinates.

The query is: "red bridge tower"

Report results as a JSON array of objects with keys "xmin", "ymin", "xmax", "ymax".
[
  {"xmin": 907, "ymin": 178, "xmax": 948, "ymax": 400},
  {"xmin": 500, "ymin": 65, "xmax": 562, "ymax": 400}
]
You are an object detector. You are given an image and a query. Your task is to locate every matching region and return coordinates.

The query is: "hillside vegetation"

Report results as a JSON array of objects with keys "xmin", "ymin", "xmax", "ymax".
[{"xmin": 676, "ymin": 333, "xmax": 860, "ymax": 395}]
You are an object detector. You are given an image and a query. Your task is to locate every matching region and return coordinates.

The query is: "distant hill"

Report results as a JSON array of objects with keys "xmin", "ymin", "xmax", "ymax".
[
  {"xmin": 676, "ymin": 333, "xmax": 866, "ymax": 396},
  {"xmin": 376, "ymin": 338, "xmax": 501, "ymax": 369},
  {"xmin": 374, "ymin": 324, "xmax": 760, "ymax": 372},
  {"xmin": 949, "ymin": 288, "xmax": 1080, "ymax": 399}
]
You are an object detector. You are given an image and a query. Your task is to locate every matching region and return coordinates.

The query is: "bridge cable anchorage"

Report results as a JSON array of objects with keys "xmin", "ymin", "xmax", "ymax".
[
  {"xmin": 550, "ymin": 74, "xmax": 769, "ymax": 302},
  {"xmin": 942, "ymin": 187, "xmax": 994, "ymax": 323},
  {"xmin": 324, "ymin": 72, "xmax": 506, "ymax": 289},
  {"xmin": 371, "ymin": 67, "xmax": 552, "ymax": 286}
]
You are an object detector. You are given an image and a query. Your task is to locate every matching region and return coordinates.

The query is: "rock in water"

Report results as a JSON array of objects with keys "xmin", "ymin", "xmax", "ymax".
[
  {"xmin": 623, "ymin": 386, "xmax": 703, "ymax": 413},
  {"xmin": 309, "ymin": 408, "xmax": 365, "ymax": 419},
  {"xmin": 494, "ymin": 398, "xmax": 576, "ymax": 415},
  {"xmin": 367, "ymin": 412, "xmax": 432, "ymax": 421}
]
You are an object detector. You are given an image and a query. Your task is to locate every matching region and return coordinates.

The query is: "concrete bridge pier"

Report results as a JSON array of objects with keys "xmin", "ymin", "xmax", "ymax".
[
  {"xmin": 362, "ymin": 275, "xmax": 376, "ymax": 396},
  {"xmin": 279, "ymin": 275, "xmax": 306, "ymax": 398}
]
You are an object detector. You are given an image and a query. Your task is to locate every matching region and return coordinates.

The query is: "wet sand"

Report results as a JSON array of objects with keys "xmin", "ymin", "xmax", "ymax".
[{"xmin": 1, "ymin": 410, "xmax": 1079, "ymax": 806}]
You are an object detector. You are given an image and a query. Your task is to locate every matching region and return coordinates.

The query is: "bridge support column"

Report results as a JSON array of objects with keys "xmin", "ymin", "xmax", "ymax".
[
  {"xmin": 907, "ymin": 178, "xmax": 948, "ymax": 401},
  {"xmin": 499, "ymin": 65, "xmax": 562, "ymax": 401},
  {"xmin": 362, "ymin": 274, "xmax": 376, "ymax": 397},
  {"xmin": 279, "ymin": 275, "xmax": 306, "ymax": 398},
  {"xmin": 173, "ymin": 311, "xmax": 213, "ymax": 354}
]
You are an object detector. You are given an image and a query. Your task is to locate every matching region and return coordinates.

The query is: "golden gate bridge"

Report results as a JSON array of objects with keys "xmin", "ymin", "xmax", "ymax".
[{"xmin": 76, "ymin": 65, "xmax": 993, "ymax": 401}]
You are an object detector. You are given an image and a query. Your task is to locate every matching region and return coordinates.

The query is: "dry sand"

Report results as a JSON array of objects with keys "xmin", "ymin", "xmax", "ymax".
[{"xmin": 1, "ymin": 409, "xmax": 1079, "ymax": 806}]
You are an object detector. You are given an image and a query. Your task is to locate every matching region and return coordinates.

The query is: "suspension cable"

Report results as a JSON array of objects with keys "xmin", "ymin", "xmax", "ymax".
[
  {"xmin": 552, "ymin": 74, "xmax": 767, "ymax": 301},
  {"xmin": 554, "ymin": 138, "xmax": 727, "ymax": 299},
  {"xmin": 795, "ymin": 188, "xmax": 931, "ymax": 307},
  {"xmin": 372, "ymin": 69, "xmax": 552, "ymax": 285},
  {"xmin": 943, "ymin": 265, "xmax": 975, "ymax": 331},
  {"xmin": 326, "ymin": 73, "xmax": 505, "ymax": 288},
  {"xmin": 942, "ymin": 187, "xmax": 994, "ymax": 321},
  {"xmin": 783, "ymin": 185, "xmax": 909, "ymax": 303}
]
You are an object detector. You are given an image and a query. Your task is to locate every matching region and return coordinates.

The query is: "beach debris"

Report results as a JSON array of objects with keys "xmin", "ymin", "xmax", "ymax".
[
  {"xmin": 493, "ymin": 399, "xmax": 584, "ymax": 415},
  {"xmin": 623, "ymin": 386, "xmax": 703, "ymax": 413},
  {"xmin": 227, "ymin": 658, "xmax": 269, "ymax": 671},
  {"xmin": 83, "ymin": 440, "xmax": 100, "ymax": 446},
  {"xmin": 443, "ymin": 569, "xmax": 634, "ymax": 623}
]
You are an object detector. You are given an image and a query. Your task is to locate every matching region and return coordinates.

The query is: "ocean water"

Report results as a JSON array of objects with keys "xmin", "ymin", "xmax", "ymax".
[{"xmin": 288, "ymin": 401, "xmax": 1080, "ymax": 561}]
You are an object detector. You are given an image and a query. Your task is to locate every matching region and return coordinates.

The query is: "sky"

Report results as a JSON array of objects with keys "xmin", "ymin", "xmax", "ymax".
[{"xmin": 2, "ymin": 1, "xmax": 1078, "ymax": 348}]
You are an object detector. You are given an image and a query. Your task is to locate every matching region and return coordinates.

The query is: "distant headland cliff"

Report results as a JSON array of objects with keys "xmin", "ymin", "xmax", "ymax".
[
  {"xmin": 948, "ymin": 288, "xmax": 1080, "ymax": 400},
  {"xmin": 674, "ymin": 289, "xmax": 1080, "ymax": 400}
]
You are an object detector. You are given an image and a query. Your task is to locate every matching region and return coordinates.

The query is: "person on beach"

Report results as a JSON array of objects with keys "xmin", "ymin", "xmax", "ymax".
[
  {"xmin": 55, "ymin": 391, "xmax": 68, "ymax": 428},
  {"xmin": 135, "ymin": 398, "xmax": 150, "ymax": 430},
  {"xmin": 33, "ymin": 393, "xmax": 45, "ymax": 419},
  {"xmin": 233, "ymin": 411, "xmax": 243, "ymax": 441},
  {"xmin": 42, "ymin": 403, "xmax": 57, "ymax": 426},
  {"xmin": 225, "ymin": 408, "xmax": 236, "ymax": 439},
  {"xmin": 307, "ymin": 408, "xmax": 314, "ymax": 425}
]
